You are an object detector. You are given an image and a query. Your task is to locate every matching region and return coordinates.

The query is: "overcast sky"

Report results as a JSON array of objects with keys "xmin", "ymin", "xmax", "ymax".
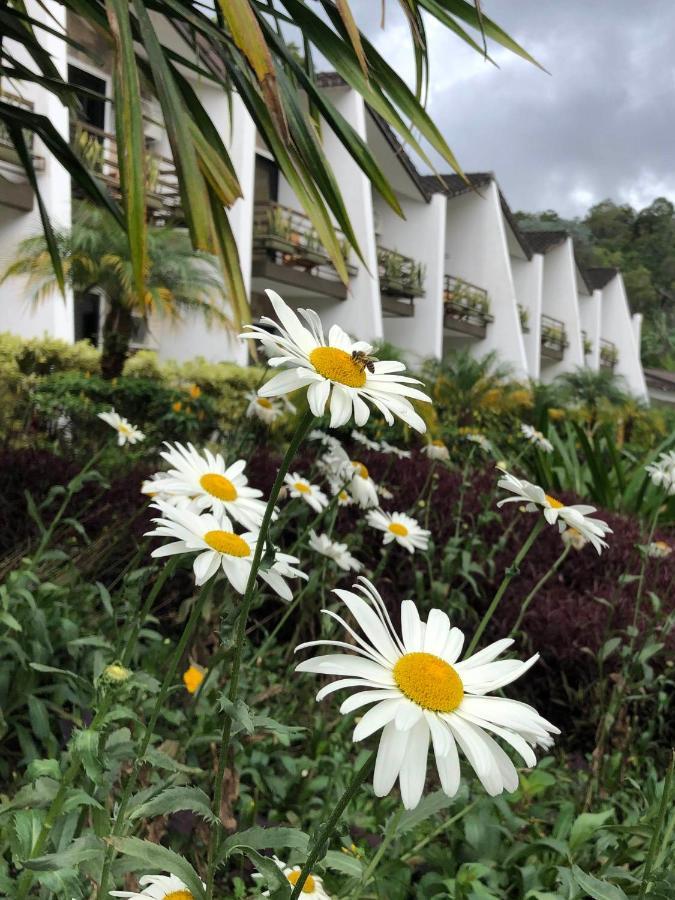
[{"xmin": 355, "ymin": 1, "xmax": 675, "ymax": 218}]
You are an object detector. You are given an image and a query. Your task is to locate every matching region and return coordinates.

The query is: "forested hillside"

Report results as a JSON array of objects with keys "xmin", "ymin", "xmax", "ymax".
[{"xmin": 516, "ymin": 199, "xmax": 675, "ymax": 370}]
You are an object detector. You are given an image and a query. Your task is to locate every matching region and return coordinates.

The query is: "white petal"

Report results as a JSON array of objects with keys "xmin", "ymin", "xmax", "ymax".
[
  {"xmin": 423, "ymin": 609, "xmax": 451, "ymax": 656},
  {"xmin": 353, "ymin": 698, "xmax": 401, "ymax": 741},
  {"xmin": 373, "ymin": 721, "xmax": 409, "ymax": 797},
  {"xmin": 340, "ymin": 689, "xmax": 400, "ymax": 715},
  {"xmin": 307, "ymin": 378, "xmax": 331, "ymax": 416},
  {"xmin": 398, "ymin": 718, "xmax": 430, "ymax": 809},
  {"xmin": 401, "ymin": 600, "xmax": 423, "ymax": 653},
  {"xmin": 394, "ymin": 698, "xmax": 424, "ymax": 731}
]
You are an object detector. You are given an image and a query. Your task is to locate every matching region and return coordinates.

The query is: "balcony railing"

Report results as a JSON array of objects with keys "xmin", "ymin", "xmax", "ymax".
[
  {"xmin": 540, "ymin": 314, "xmax": 568, "ymax": 361},
  {"xmin": 0, "ymin": 90, "xmax": 40, "ymax": 166},
  {"xmin": 72, "ymin": 121, "xmax": 181, "ymax": 221},
  {"xmin": 378, "ymin": 246, "xmax": 425, "ymax": 300},
  {"xmin": 253, "ymin": 200, "xmax": 353, "ymax": 279},
  {"xmin": 600, "ymin": 338, "xmax": 619, "ymax": 370},
  {"xmin": 443, "ymin": 275, "xmax": 492, "ymax": 338}
]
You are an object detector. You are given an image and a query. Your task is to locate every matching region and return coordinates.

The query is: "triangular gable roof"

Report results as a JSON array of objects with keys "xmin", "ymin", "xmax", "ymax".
[{"xmin": 585, "ymin": 267, "xmax": 619, "ymax": 290}]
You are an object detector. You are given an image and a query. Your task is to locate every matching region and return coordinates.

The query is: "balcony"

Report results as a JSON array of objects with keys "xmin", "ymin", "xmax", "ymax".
[
  {"xmin": 600, "ymin": 338, "xmax": 618, "ymax": 370},
  {"xmin": 252, "ymin": 201, "xmax": 354, "ymax": 302},
  {"xmin": 378, "ymin": 246, "xmax": 425, "ymax": 317},
  {"xmin": 443, "ymin": 275, "xmax": 493, "ymax": 338},
  {"xmin": 0, "ymin": 90, "xmax": 44, "ymax": 211},
  {"xmin": 540, "ymin": 314, "xmax": 568, "ymax": 362},
  {"xmin": 72, "ymin": 121, "xmax": 181, "ymax": 223}
]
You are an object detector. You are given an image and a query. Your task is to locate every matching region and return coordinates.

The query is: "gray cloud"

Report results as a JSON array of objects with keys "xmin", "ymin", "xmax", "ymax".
[{"xmin": 356, "ymin": 1, "xmax": 675, "ymax": 217}]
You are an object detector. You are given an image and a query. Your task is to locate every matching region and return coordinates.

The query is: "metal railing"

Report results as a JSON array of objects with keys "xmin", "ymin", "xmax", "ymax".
[
  {"xmin": 378, "ymin": 246, "xmax": 425, "ymax": 298},
  {"xmin": 0, "ymin": 89, "xmax": 36, "ymax": 158},
  {"xmin": 253, "ymin": 200, "xmax": 353, "ymax": 281},
  {"xmin": 72, "ymin": 121, "xmax": 181, "ymax": 220},
  {"xmin": 540, "ymin": 314, "xmax": 568, "ymax": 358},
  {"xmin": 443, "ymin": 274, "xmax": 492, "ymax": 331},
  {"xmin": 600, "ymin": 338, "xmax": 618, "ymax": 369}
]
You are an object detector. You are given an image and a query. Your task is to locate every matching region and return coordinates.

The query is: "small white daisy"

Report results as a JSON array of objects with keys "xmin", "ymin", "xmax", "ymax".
[
  {"xmin": 98, "ymin": 409, "xmax": 145, "ymax": 446},
  {"xmin": 366, "ymin": 509, "xmax": 430, "ymax": 554},
  {"xmin": 142, "ymin": 443, "xmax": 268, "ymax": 531},
  {"xmin": 348, "ymin": 461, "xmax": 379, "ymax": 509},
  {"xmin": 561, "ymin": 527, "xmax": 588, "ymax": 551},
  {"xmin": 240, "ymin": 290, "xmax": 431, "ymax": 431},
  {"xmin": 284, "ymin": 473, "xmax": 329, "ymax": 514},
  {"xmin": 309, "ymin": 429, "xmax": 343, "ymax": 451},
  {"xmin": 422, "ymin": 439, "xmax": 450, "ymax": 461},
  {"xmin": 327, "ymin": 480, "xmax": 354, "ymax": 507},
  {"xmin": 496, "ymin": 469, "xmax": 612, "ymax": 554},
  {"xmin": 380, "ymin": 440, "xmax": 412, "ymax": 459},
  {"xmin": 351, "ymin": 429, "xmax": 381, "ymax": 451},
  {"xmin": 520, "ymin": 423, "xmax": 553, "ymax": 453},
  {"xmin": 246, "ymin": 392, "xmax": 283, "ymax": 424},
  {"xmin": 464, "ymin": 433, "xmax": 493, "ymax": 453},
  {"xmin": 146, "ymin": 504, "xmax": 305, "ymax": 598},
  {"xmin": 110, "ymin": 872, "xmax": 201, "ymax": 898},
  {"xmin": 309, "ymin": 530, "xmax": 361, "ymax": 572},
  {"xmin": 296, "ymin": 578, "xmax": 559, "ymax": 810},
  {"xmin": 647, "ymin": 540, "xmax": 672, "ymax": 558},
  {"xmin": 254, "ymin": 856, "xmax": 331, "ymax": 899}
]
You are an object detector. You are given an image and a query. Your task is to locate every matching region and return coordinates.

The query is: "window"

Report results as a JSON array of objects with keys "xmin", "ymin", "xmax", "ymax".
[
  {"xmin": 74, "ymin": 292, "xmax": 100, "ymax": 346},
  {"xmin": 254, "ymin": 155, "xmax": 279, "ymax": 203}
]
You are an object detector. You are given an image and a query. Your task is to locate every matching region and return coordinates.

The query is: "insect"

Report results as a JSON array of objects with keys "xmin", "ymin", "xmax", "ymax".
[{"xmin": 351, "ymin": 350, "xmax": 379, "ymax": 374}]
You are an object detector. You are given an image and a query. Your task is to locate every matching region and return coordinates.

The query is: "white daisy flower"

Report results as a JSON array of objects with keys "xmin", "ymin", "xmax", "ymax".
[
  {"xmin": 142, "ymin": 442, "xmax": 268, "ymax": 531},
  {"xmin": 98, "ymin": 409, "xmax": 144, "ymax": 446},
  {"xmin": 496, "ymin": 469, "xmax": 612, "ymax": 554},
  {"xmin": 348, "ymin": 461, "xmax": 379, "ymax": 509},
  {"xmin": 246, "ymin": 392, "xmax": 283, "ymax": 424},
  {"xmin": 146, "ymin": 504, "xmax": 305, "ymax": 598},
  {"xmin": 647, "ymin": 540, "xmax": 672, "ymax": 558},
  {"xmin": 464, "ymin": 433, "xmax": 493, "ymax": 453},
  {"xmin": 646, "ymin": 451, "xmax": 675, "ymax": 495},
  {"xmin": 351, "ymin": 429, "xmax": 381, "ymax": 450},
  {"xmin": 309, "ymin": 429, "xmax": 342, "ymax": 451},
  {"xmin": 240, "ymin": 290, "xmax": 430, "ymax": 431},
  {"xmin": 254, "ymin": 856, "xmax": 331, "ymax": 899},
  {"xmin": 520, "ymin": 423, "xmax": 553, "ymax": 453},
  {"xmin": 366, "ymin": 509, "xmax": 430, "ymax": 554},
  {"xmin": 284, "ymin": 473, "xmax": 329, "ymax": 514},
  {"xmin": 309, "ymin": 530, "xmax": 361, "ymax": 572},
  {"xmin": 110, "ymin": 872, "xmax": 201, "ymax": 898},
  {"xmin": 380, "ymin": 440, "xmax": 411, "ymax": 459},
  {"xmin": 296, "ymin": 578, "xmax": 559, "ymax": 810},
  {"xmin": 378, "ymin": 485, "xmax": 394, "ymax": 500},
  {"xmin": 422, "ymin": 440, "xmax": 450, "ymax": 461},
  {"xmin": 327, "ymin": 480, "xmax": 353, "ymax": 507}
]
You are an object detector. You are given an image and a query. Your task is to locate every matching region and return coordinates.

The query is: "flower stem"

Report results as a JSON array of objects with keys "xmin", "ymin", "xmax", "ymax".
[
  {"xmin": 466, "ymin": 516, "xmax": 545, "ymax": 656},
  {"xmin": 289, "ymin": 750, "xmax": 376, "ymax": 900},
  {"xmin": 511, "ymin": 542, "xmax": 570, "ymax": 634},
  {"xmin": 97, "ymin": 579, "xmax": 213, "ymax": 898},
  {"xmin": 205, "ymin": 409, "xmax": 315, "ymax": 899}
]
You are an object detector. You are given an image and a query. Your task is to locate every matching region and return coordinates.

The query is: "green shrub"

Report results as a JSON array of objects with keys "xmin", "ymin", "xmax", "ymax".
[{"xmin": 0, "ymin": 331, "xmax": 100, "ymax": 376}]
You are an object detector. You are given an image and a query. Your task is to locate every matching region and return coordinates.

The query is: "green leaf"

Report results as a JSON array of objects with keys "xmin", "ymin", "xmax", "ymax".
[
  {"xmin": 107, "ymin": 837, "xmax": 206, "ymax": 899},
  {"xmin": 571, "ymin": 865, "xmax": 628, "ymax": 900},
  {"xmin": 221, "ymin": 826, "xmax": 309, "ymax": 857},
  {"xmin": 26, "ymin": 759, "xmax": 60, "ymax": 782},
  {"xmin": 395, "ymin": 789, "xmax": 460, "ymax": 836},
  {"xmin": 72, "ymin": 729, "xmax": 103, "ymax": 781},
  {"xmin": 569, "ymin": 809, "xmax": 614, "ymax": 851},
  {"xmin": 323, "ymin": 849, "xmax": 363, "ymax": 877},
  {"xmin": 219, "ymin": 696, "xmax": 255, "ymax": 735},
  {"xmin": 128, "ymin": 786, "xmax": 217, "ymax": 824},
  {"xmin": 25, "ymin": 836, "xmax": 104, "ymax": 872}
]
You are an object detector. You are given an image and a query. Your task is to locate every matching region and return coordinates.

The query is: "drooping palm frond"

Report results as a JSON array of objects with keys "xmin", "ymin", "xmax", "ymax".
[{"xmin": 0, "ymin": 0, "xmax": 540, "ymax": 329}]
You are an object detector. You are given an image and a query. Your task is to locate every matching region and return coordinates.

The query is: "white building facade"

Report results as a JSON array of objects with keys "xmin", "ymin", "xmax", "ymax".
[{"xmin": 0, "ymin": 12, "xmax": 649, "ymax": 401}]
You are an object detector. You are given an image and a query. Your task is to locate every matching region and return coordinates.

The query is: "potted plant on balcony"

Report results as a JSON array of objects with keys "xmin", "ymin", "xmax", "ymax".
[
  {"xmin": 583, "ymin": 336, "xmax": 593, "ymax": 356},
  {"xmin": 518, "ymin": 304, "xmax": 530, "ymax": 332},
  {"xmin": 600, "ymin": 342, "xmax": 619, "ymax": 368}
]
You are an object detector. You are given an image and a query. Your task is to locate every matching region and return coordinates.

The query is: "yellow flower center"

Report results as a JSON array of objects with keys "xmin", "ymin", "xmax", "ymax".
[
  {"xmin": 294, "ymin": 481, "xmax": 311, "ymax": 494},
  {"xmin": 545, "ymin": 494, "xmax": 564, "ymax": 509},
  {"xmin": 256, "ymin": 397, "xmax": 273, "ymax": 409},
  {"xmin": 388, "ymin": 522, "xmax": 409, "ymax": 537},
  {"xmin": 338, "ymin": 490, "xmax": 349, "ymax": 502},
  {"xmin": 118, "ymin": 422, "xmax": 132, "ymax": 435},
  {"xmin": 393, "ymin": 652, "xmax": 464, "ymax": 713},
  {"xmin": 200, "ymin": 473, "xmax": 238, "ymax": 502},
  {"xmin": 172, "ymin": 401, "xmax": 182, "ymax": 412},
  {"xmin": 183, "ymin": 664, "xmax": 206, "ymax": 694},
  {"xmin": 351, "ymin": 460, "xmax": 369, "ymax": 479},
  {"xmin": 287, "ymin": 871, "xmax": 316, "ymax": 893},
  {"xmin": 165, "ymin": 892, "xmax": 193, "ymax": 900},
  {"xmin": 655, "ymin": 541, "xmax": 669, "ymax": 550},
  {"xmin": 309, "ymin": 346, "xmax": 367, "ymax": 388},
  {"xmin": 203, "ymin": 530, "xmax": 250, "ymax": 557},
  {"xmin": 432, "ymin": 439, "xmax": 445, "ymax": 447}
]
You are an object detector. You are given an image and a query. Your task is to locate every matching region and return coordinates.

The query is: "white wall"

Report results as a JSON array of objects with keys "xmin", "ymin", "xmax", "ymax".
[
  {"xmin": 443, "ymin": 181, "xmax": 528, "ymax": 378},
  {"xmin": 379, "ymin": 192, "xmax": 446, "ymax": 362},
  {"xmin": 0, "ymin": 0, "xmax": 73, "ymax": 341},
  {"xmin": 539, "ymin": 239, "xmax": 584, "ymax": 381},
  {"xmin": 600, "ymin": 274, "xmax": 648, "ymax": 400},
  {"xmin": 511, "ymin": 254, "xmax": 543, "ymax": 378}
]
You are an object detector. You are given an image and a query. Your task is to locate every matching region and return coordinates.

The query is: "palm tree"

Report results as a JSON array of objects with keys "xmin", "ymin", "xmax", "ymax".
[
  {"xmin": 423, "ymin": 350, "xmax": 514, "ymax": 426},
  {"xmin": 557, "ymin": 367, "xmax": 629, "ymax": 430},
  {"xmin": 2, "ymin": 202, "xmax": 227, "ymax": 378}
]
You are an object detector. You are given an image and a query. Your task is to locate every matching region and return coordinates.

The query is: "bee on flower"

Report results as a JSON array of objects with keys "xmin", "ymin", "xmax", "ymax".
[
  {"xmin": 296, "ymin": 577, "xmax": 558, "ymax": 809},
  {"xmin": 97, "ymin": 409, "xmax": 145, "ymax": 446},
  {"xmin": 366, "ymin": 509, "xmax": 430, "ymax": 554},
  {"xmin": 309, "ymin": 530, "xmax": 361, "ymax": 572},
  {"xmin": 520, "ymin": 423, "xmax": 553, "ymax": 453},
  {"xmin": 110, "ymin": 872, "xmax": 201, "ymax": 899},
  {"xmin": 146, "ymin": 504, "xmax": 305, "ymax": 598},
  {"xmin": 240, "ymin": 290, "xmax": 431, "ymax": 430},
  {"xmin": 284, "ymin": 473, "xmax": 329, "ymax": 514},
  {"xmin": 496, "ymin": 468, "xmax": 612, "ymax": 554}
]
